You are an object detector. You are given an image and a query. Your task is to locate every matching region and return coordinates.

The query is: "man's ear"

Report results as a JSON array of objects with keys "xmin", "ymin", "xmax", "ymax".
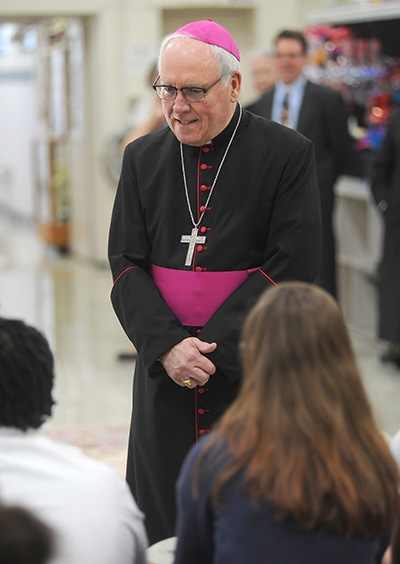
[{"xmin": 229, "ymin": 71, "xmax": 242, "ymax": 102}]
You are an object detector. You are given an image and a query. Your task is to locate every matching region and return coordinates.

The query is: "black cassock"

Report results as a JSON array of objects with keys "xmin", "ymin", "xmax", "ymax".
[{"xmin": 108, "ymin": 104, "xmax": 321, "ymax": 544}]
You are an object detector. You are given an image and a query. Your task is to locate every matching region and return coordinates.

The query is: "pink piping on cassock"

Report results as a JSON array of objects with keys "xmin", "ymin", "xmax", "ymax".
[
  {"xmin": 258, "ymin": 269, "xmax": 278, "ymax": 286},
  {"xmin": 110, "ymin": 266, "xmax": 139, "ymax": 294}
]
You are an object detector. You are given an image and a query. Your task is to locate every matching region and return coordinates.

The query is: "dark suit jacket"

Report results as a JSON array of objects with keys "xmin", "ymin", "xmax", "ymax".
[{"xmin": 247, "ymin": 80, "xmax": 351, "ymax": 297}]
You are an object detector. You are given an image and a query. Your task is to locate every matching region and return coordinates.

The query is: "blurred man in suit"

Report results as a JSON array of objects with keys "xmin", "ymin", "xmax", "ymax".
[{"xmin": 247, "ymin": 29, "xmax": 351, "ymax": 298}]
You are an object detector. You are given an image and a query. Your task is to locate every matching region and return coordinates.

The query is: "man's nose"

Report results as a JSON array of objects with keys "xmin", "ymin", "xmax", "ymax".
[{"xmin": 173, "ymin": 90, "xmax": 191, "ymax": 110}]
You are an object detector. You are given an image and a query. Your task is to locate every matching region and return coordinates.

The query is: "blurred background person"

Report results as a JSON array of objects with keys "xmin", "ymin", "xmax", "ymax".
[
  {"xmin": 174, "ymin": 282, "xmax": 399, "ymax": 564},
  {"xmin": 246, "ymin": 49, "xmax": 276, "ymax": 104},
  {"xmin": 370, "ymin": 108, "xmax": 400, "ymax": 369},
  {"xmin": 247, "ymin": 29, "xmax": 352, "ymax": 299},
  {"xmin": 0, "ymin": 505, "xmax": 55, "ymax": 564},
  {"xmin": 0, "ymin": 317, "xmax": 148, "ymax": 564},
  {"xmin": 120, "ymin": 61, "xmax": 166, "ymax": 152}
]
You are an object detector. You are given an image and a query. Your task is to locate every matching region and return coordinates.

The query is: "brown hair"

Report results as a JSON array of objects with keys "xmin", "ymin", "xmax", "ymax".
[
  {"xmin": 274, "ymin": 29, "xmax": 308, "ymax": 54},
  {"xmin": 202, "ymin": 282, "xmax": 399, "ymax": 537}
]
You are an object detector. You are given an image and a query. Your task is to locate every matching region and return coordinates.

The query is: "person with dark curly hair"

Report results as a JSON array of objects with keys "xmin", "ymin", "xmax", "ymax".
[{"xmin": 0, "ymin": 317, "xmax": 148, "ymax": 564}]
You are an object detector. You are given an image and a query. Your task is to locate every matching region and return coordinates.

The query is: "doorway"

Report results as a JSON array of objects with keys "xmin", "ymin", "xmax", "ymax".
[{"xmin": 0, "ymin": 17, "xmax": 86, "ymax": 252}]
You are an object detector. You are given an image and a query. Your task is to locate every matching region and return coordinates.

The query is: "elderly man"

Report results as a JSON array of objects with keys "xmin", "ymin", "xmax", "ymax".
[{"xmin": 108, "ymin": 19, "xmax": 321, "ymax": 544}]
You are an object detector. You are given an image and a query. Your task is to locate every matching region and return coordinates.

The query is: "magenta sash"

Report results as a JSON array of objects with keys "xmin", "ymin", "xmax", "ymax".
[{"xmin": 150, "ymin": 264, "xmax": 259, "ymax": 326}]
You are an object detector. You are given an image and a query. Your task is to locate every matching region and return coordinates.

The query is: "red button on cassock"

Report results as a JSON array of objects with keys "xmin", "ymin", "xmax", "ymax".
[
  {"xmin": 198, "ymin": 408, "xmax": 205, "ymax": 415},
  {"xmin": 197, "ymin": 387, "xmax": 205, "ymax": 394}
]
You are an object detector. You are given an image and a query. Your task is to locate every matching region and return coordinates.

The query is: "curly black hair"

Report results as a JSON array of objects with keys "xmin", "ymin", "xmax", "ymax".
[{"xmin": 0, "ymin": 318, "xmax": 55, "ymax": 430}]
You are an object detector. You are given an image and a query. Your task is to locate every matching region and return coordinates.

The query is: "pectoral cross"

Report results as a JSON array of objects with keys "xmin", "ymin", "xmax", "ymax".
[{"xmin": 180, "ymin": 227, "xmax": 206, "ymax": 267}]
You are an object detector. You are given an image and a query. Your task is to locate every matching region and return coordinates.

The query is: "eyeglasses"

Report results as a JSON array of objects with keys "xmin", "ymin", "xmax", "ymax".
[
  {"xmin": 152, "ymin": 75, "xmax": 223, "ymax": 102},
  {"xmin": 274, "ymin": 53, "xmax": 305, "ymax": 60}
]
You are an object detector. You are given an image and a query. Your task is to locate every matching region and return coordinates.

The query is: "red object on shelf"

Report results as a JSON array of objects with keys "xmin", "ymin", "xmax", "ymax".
[{"xmin": 367, "ymin": 92, "xmax": 392, "ymax": 125}]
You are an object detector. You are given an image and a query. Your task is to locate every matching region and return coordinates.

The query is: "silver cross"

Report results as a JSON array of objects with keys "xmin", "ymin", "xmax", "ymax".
[{"xmin": 180, "ymin": 227, "xmax": 206, "ymax": 267}]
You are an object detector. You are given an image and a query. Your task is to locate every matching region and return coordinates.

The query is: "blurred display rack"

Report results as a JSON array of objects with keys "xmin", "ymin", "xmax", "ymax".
[{"xmin": 305, "ymin": 2, "xmax": 400, "ymax": 26}]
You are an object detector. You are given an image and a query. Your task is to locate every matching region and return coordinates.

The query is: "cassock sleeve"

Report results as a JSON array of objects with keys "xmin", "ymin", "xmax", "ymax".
[{"xmin": 108, "ymin": 145, "xmax": 192, "ymax": 371}]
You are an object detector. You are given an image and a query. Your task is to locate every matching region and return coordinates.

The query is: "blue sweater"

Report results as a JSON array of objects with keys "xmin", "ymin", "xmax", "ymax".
[{"xmin": 173, "ymin": 435, "xmax": 389, "ymax": 564}]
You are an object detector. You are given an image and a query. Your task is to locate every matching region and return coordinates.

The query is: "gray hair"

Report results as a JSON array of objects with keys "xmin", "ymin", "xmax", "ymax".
[{"xmin": 158, "ymin": 33, "xmax": 240, "ymax": 87}]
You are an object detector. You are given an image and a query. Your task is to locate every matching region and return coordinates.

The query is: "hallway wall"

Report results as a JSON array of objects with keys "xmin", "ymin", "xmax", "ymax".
[{"xmin": 0, "ymin": 32, "xmax": 37, "ymax": 218}]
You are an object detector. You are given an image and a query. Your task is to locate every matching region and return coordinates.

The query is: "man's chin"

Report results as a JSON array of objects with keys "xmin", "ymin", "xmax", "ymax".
[{"xmin": 173, "ymin": 128, "xmax": 205, "ymax": 147}]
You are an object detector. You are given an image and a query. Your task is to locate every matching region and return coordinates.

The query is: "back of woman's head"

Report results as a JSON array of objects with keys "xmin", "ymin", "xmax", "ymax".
[
  {"xmin": 239, "ymin": 282, "xmax": 363, "ymax": 429},
  {"xmin": 0, "ymin": 317, "xmax": 55, "ymax": 430},
  {"xmin": 212, "ymin": 282, "xmax": 399, "ymax": 537}
]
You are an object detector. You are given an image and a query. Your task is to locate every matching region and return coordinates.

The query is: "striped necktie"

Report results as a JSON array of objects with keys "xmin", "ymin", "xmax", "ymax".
[{"xmin": 281, "ymin": 91, "xmax": 290, "ymax": 126}]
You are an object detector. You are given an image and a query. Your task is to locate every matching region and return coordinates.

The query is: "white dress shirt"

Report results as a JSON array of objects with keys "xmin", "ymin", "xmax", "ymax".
[
  {"xmin": 271, "ymin": 75, "xmax": 307, "ymax": 130},
  {"xmin": 0, "ymin": 427, "xmax": 148, "ymax": 564}
]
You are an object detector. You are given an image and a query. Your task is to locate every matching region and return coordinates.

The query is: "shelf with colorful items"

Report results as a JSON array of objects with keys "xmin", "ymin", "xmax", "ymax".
[
  {"xmin": 304, "ymin": 23, "xmax": 399, "ymax": 178},
  {"xmin": 305, "ymin": 2, "xmax": 400, "ymax": 26}
]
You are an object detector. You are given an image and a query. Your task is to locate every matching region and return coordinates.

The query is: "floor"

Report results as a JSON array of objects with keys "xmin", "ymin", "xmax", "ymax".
[
  {"xmin": 1, "ymin": 212, "xmax": 400, "ymax": 480},
  {"xmin": 0, "ymin": 213, "xmax": 134, "ymax": 476}
]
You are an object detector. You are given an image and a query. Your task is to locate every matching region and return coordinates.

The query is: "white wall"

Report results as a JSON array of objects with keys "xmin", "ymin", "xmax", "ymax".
[{"xmin": 0, "ymin": 40, "xmax": 38, "ymax": 218}]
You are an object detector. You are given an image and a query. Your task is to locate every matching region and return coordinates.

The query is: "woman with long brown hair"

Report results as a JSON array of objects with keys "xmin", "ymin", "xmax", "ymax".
[{"xmin": 173, "ymin": 282, "xmax": 399, "ymax": 564}]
